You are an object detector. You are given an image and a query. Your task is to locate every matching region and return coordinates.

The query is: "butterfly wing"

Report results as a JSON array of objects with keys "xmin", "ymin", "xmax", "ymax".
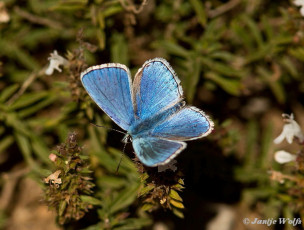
[
  {"xmin": 81, "ymin": 64, "xmax": 135, "ymax": 131},
  {"xmin": 151, "ymin": 106, "xmax": 214, "ymax": 141},
  {"xmin": 133, "ymin": 58, "xmax": 183, "ymax": 120},
  {"xmin": 132, "ymin": 137, "xmax": 186, "ymax": 167}
]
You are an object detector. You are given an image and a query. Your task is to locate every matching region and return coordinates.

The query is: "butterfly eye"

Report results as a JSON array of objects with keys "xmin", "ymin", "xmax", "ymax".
[{"xmin": 122, "ymin": 135, "xmax": 128, "ymax": 144}]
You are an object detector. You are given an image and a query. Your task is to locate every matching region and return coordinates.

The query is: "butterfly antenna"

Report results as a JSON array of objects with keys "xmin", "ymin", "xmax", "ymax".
[
  {"xmin": 116, "ymin": 141, "xmax": 127, "ymax": 174},
  {"xmin": 90, "ymin": 123, "xmax": 126, "ymax": 135},
  {"xmin": 90, "ymin": 122, "xmax": 128, "ymax": 174}
]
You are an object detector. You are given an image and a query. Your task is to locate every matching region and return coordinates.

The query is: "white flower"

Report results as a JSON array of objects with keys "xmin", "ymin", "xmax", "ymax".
[
  {"xmin": 294, "ymin": 0, "xmax": 304, "ymax": 6},
  {"xmin": 45, "ymin": 50, "xmax": 68, "ymax": 75},
  {"xmin": 274, "ymin": 150, "xmax": 296, "ymax": 164},
  {"xmin": 294, "ymin": 0, "xmax": 304, "ymax": 16},
  {"xmin": 158, "ymin": 160, "xmax": 177, "ymax": 172},
  {"xmin": 274, "ymin": 113, "xmax": 304, "ymax": 144}
]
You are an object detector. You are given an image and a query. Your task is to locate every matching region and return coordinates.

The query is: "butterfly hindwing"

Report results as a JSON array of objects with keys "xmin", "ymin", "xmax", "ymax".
[
  {"xmin": 132, "ymin": 136, "xmax": 186, "ymax": 167},
  {"xmin": 133, "ymin": 58, "xmax": 183, "ymax": 120},
  {"xmin": 151, "ymin": 106, "xmax": 213, "ymax": 141},
  {"xmin": 81, "ymin": 64, "xmax": 135, "ymax": 131}
]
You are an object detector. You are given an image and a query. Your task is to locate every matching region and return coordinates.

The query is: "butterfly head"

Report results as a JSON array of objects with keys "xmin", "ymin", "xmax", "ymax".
[{"xmin": 122, "ymin": 134, "xmax": 132, "ymax": 144}]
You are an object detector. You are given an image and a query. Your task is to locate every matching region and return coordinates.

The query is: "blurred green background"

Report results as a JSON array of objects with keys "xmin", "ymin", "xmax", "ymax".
[{"xmin": 1, "ymin": 0, "xmax": 304, "ymax": 229}]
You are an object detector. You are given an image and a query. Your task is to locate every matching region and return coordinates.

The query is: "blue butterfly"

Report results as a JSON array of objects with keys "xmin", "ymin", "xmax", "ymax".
[{"xmin": 81, "ymin": 58, "xmax": 214, "ymax": 167}]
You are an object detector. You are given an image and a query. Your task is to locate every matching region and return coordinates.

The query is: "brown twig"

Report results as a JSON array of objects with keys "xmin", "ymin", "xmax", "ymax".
[
  {"xmin": 0, "ymin": 167, "xmax": 30, "ymax": 210},
  {"xmin": 119, "ymin": 0, "xmax": 148, "ymax": 14},
  {"xmin": 7, "ymin": 67, "xmax": 47, "ymax": 105},
  {"xmin": 208, "ymin": 0, "xmax": 241, "ymax": 18},
  {"xmin": 164, "ymin": 0, "xmax": 182, "ymax": 39},
  {"xmin": 14, "ymin": 6, "xmax": 63, "ymax": 29}
]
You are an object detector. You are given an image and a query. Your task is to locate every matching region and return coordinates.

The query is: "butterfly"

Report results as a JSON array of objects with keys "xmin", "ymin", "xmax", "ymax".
[{"xmin": 80, "ymin": 58, "xmax": 214, "ymax": 167}]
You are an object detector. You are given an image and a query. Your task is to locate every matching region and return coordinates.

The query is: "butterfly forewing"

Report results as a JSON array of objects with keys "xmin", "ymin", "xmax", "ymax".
[
  {"xmin": 81, "ymin": 64, "xmax": 135, "ymax": 131},
  {"xmin": 133, "ymin": 58, "xmax": 183, "ymax": 120}
]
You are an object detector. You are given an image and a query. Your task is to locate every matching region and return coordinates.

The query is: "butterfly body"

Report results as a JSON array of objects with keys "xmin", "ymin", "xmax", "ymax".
[{"xmin": 81, "ymin": 58, "xmax": 213, "ymax": 167}]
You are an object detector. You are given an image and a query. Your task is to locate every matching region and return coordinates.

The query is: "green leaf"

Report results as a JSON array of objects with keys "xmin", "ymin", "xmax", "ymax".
[
  {"xmin": 113, "ymin": 217, "xmax": 152, "ymax": 230},
  {"xmin": 59, "ymin": 200, "xmax": 67, "ymax": 216},
  {"xmin": 88, "ymin": 125, "xmax": 106, "ymax": 152},
  {"xmin": 259, "ymin": 122, "xmax": 273, "ymax": 169},
  {"xmin": 172, "ymin": 207, "xmax": 184, "ymax": 218},
  {"xmin": 170, "ymin": 199, "xmax": 184, "ymax": 209},
  {"xmin": 97, "ymin": 27, "xmax": 106, "ymax": 50},
  {"xmin": 178, "ymin": 178, "xmax": 184, "ymax": 185},
  {"xmin": 183, "ymin": 57, "xmax": 201, "ymax": 103},
  {"xmin": 79, "ymin": 167, "xmax": 93, "ymax": 174},
  {"xmin": 261, "ymin": 15, "xmax": 274, "ymax": 41},
  {"xmin": 245, "ymin": 44, "xmax": 274, "ymax": 64},
  {"xmin": 0, "ymin": 39, "xmax": 40, "ymax": 70},
  {"xmin": 257, "ymin": 66, "xmax": 285, "ymax": 104},
  {"xmin": 205, "ymin": 72, "xmax": 241, "ymax": 96},
  {"xmin": 209, "ymin": 51, "xmax": 235, "ymax": 62},
  {"xmin": 169, "ymin": 189, "xmax": 183, "ymax": 202},
  {"xmin": 14, "ymin": 132, "xmax": 36, "ymax": 168},
  {"xmin": 0, "ymin": 127, "xmax": 4, "ymax": 136},
  {"xmin": 5, "ymin": 112, "xmax": 32, "ymax": 136},
  {"xmin": 202, "ymin": 18, "xmax": 225, "ymax": 42},
  {"xmin": 289, "ymin": 47, "xmax": 304, "ymax": 62},
  {"xmin": 270, "ymin": 80, "xmax": 285, "ymax": 104},
  {"xmin": 97, "ymin": 175, "xmax": 128, "ymax": 189},
  {"xmin": 50, "ymin": 0, "xmax": 88, "ymax": 11},
  {"xmin": 0, "ymin": 135, "xmax": 14, "ymax": 153},
  {"xmin": 18, "ymin": 94, "xmax": 57, "ymax": 117},
  {"xmin": 80, "ymin": 195, "xmax": 102, "ymax": 206},
  {"xmin": 189, "ymin": 0, "xmax": 207, "ymax": 27},
  {"xmin": 81, "ymin": 224, "xmax": 101, "ymax": 230},
  {"xmin": 31, "ymin": 135, "xmax": 51, "ymax": 165},
  {"xmin": 0, "ymin": 84, "xmax": 19, "ymax": 103},
  {"xmin": 279, "ymin": 56, "xmax": 299, "ymax": 79},
  {"xmin": 108, "ymin": 147, "xmax": 139, "ymax": 176},
  {"xmin": 138, "ymin": 184, "xmax": 154, "ymax": 197},
  {"xmin": 103, "ymin": 5, "xmax": 123, "ymax": 18},
  {"xmin": 9, "ymin": 92, "xmax": 48, "ymax": 110},
  {"xmin": 201, "ymin": 57, "xmax": 244, "ymax": 78},
  {"xmin": 109, "ymin": 184, "xmax": 139, "ymax": 214},
  {"xmin": 111, "ymin": 33, "xmax": 129, "ymax": 65},
  {"xmin": 158, "ymin": 41, "xmax": 189, "ymax": 58},
  {"xmin": 241, "ymin": 15, "xmax": 263, "ymax": 48},
  {"xmin": 140, "ymin": 203, "xmax": 154, "ymax": 212},
  {"xmin": 243, "ymin": 120, "xmax": 258, "ymax": 168},
  {"xmin": 231, "ymin": 18, "xmax": 255, "ymax": 50}
]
